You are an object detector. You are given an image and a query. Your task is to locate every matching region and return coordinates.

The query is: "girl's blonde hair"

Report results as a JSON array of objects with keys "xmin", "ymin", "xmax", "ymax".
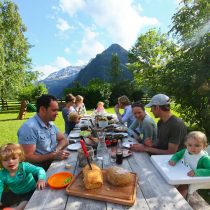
[
  {"xmin": 185, "ymin": 131, "xmax": 208, "ymax": 148},
  {"xmin": 69, "ymin": 112, "xmax": 79, "ymax": 122},
  {"xmin": 97, "ymin": 101, "xmax": 104, "ymax": 106},
  {"xmin": 75, "ymin": 95, "xmax": 84, "ymax": 104},
  {"xmin": 0, "ymin": 143, "xmax": 25, "ymax": 167}
]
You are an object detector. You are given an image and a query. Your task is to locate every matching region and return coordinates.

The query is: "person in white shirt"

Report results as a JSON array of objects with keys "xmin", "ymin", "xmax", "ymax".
[{"xmin": 114, "ymin": 95, "xmax": 135, "ymax": 127}]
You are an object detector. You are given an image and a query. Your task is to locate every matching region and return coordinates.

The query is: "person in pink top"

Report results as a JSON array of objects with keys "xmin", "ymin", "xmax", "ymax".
[{"xmin": 95, "ymin": 101, "xmax": 106, "ymax": 114}]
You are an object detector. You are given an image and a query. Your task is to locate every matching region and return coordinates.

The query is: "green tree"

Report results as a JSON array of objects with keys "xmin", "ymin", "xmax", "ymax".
[
  {"xmin": 127, "ymin": 1, "xmax": 210, "ymax": 137},
  {"xmin": 64, "ymin": 79, "xmax": 112, "ymax": 109},
  {"xmin": 109, "ymin": 53, "xmax": 121, "ymax": 83},
  {"xmin": 18, "ymin": 83, "xmax": 48, "ymax": 102},
  {"xmin": 87, "ymin": 79, "xmax": 111, "ymax": 107},
  {"xmin": 170, "ymin": 0, "xmax": 210, "ymax": 45},
  {"xmin": 128, "ymin": 28, "xmax": 177, "ymax": 95},
  {"xmin": 109, "ymin": 80, "xmax": 144, "ymax": 106},
  {"xmin": 0, "ymin": 0, "xmax": 33, "ymax": 99},
  {"xmin": 165, "ymin": 0, "xmax": 210, "ymax": 136}
]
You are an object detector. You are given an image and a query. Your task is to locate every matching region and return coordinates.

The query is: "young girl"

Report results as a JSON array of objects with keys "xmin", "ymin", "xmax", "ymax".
[
  {"xmin": 0, "ymin": 143, "xmax": 47, "ymax": 210},
  {"xmin": 95, "ymin": 101, "xmax": 106, "ymax": 114},
  {"xmin": 168, "ymin": 131, "xmax": 210, "ymax": 198}
]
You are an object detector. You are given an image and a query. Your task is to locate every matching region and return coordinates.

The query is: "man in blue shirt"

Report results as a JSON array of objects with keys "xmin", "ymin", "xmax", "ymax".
[{"xmin": 18, "ymin": 94, "xmax": 69, "ymax": 170}]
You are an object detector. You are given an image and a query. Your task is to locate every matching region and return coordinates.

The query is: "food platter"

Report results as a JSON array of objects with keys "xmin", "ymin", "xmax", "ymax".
[
  {"xmin": 66, "ymin": 170, "xmax": 137, "ymax": 206},
  {"xmin": 48, "ymin": 172, "xmax": 73, "ymax": 189}
]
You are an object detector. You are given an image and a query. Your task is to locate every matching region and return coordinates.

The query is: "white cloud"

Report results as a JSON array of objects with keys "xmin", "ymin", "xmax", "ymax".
[
  {"xmin": 34, "ymin": 56, "xmax": 71, "ymax": 80},
  {"xmin": 59, "ymin": 0, "xmax": 85, "ymax": 16},
  {"xmin": 75, "ymin": 59, "xmax": 87, "ymax": 66},
  {"xmin": 86, "ymin": 0, "xmax": 158, "ymax": 48},
  {"xmin": 54, "ymin": 56, "xmax": 71, "ymax": 68},
  {"xmin": 59, "ymin": 0, "xmax": 159, "ymax": 49},
  {"xmin": 77, "ymin": 27, "xmax": 105, "ymax": 62},
  {"xmin": 56, "ymin": 18, "xmax": 70, "ymax": 31}
]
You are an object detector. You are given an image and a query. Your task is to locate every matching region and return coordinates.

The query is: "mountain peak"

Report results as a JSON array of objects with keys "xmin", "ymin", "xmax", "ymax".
[
  {"xmin": 103, "ymin": 43, "xmax": 128, "ymax": 55},
  {"xmin": 72, "ymin": 43, "xmax": 131, "ymax": 86},
  {"xmin": 44, "ymin": 65, "xmax": 84, "ymax": 80}
]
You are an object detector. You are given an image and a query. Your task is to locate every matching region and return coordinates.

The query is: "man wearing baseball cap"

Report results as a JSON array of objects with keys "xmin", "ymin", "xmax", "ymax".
[{"xmin": 130, "ymin": 94, "xmax": 187, "ymax": 154}]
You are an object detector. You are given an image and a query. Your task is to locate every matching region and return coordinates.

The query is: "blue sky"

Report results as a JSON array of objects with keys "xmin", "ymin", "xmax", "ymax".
[{"xmin": 12, "ymin": 0, "xmax": 181, "ymax": 79}]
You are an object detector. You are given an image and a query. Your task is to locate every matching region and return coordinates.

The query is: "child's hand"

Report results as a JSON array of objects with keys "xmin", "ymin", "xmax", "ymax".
[
  {"xmin": 37, "ymin": 179, "xmax": 47, "ymax": 190},
  {"xmin": 168, "ymin": 160, "xmax": 176, "ymax": 166},
  {"xmin": 187, "ymin": 170, "xmax": 195, "ymax": 177}
]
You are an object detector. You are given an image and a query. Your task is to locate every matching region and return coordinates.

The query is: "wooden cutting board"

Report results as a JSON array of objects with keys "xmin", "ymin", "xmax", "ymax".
[{"xmin": 66, "ymin": 169, "xmax": 137, "ymax": 206}]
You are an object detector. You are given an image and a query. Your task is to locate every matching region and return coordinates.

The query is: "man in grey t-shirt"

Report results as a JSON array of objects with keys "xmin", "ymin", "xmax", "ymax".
[{"xmin": 130, "ymin": 94, "xmax": 187, "ymax": 155}]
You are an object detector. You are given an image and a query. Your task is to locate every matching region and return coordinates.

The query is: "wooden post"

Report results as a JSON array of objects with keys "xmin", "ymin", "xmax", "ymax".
[
  {"xmin": 1, "ymin": 98, "xmax": 8, "ymax": 110},
  {"xmin": 17, "ymin": 100, "xmax": 28, "ymax": 120}
]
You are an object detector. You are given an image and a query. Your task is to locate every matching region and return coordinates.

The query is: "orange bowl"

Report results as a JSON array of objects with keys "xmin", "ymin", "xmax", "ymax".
[{"xmin": 48, "ymin": 172, "xmax": 73, "ymax": 189}]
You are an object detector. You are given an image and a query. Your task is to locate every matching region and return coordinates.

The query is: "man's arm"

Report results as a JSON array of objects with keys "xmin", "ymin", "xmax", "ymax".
[
  {"xmin": 21, "ymin": 144, "xmax": 57, "ymax": 163},
  {"xmin": 114, "ymin": 104, "xmax": 123, "ymax": 123},
  {"xmin": 145, "ymin": 143, "xmax": 179, "ymax": 154},
  {"xmin": 22, "ymin": 132, "xmax": 69, "ymax": 163},
  {"xmin": 131, "ymin": 142, "xmax": 179, "ymax": 154},
  {"xmin": 55, "ymin": 132, "xmax": 68, "ymax": 151}
]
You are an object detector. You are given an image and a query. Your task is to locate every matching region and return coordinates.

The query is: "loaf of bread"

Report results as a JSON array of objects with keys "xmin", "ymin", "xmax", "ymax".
[
  {"xmin": 83, "ymin": 163, "xmax": 103, "ymax": 189},
  {"xmin": 82, "ymin": 163, "xmax": 101, "ymax": 174},
  {"xmin": 106, "ymin": 166, "xmax": 132, "ymax": 187}
]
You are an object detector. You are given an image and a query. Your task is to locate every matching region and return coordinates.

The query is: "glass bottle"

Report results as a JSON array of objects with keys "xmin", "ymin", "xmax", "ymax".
[
  {"xmin": 96, "ymin": 132, "xmax": 110, "ymax": 168},
  {"xmin": 116, "ymin": 140, "xmax": 123, "ymax": 164}
]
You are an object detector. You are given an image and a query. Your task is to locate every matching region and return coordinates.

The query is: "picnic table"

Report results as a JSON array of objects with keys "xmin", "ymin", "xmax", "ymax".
[{"xmin": 25, "ymin": 119, "xmax": 193, "ymax": 210}]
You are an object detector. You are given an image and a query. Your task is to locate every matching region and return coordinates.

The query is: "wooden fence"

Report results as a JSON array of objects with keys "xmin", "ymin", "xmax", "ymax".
[
  {"xmin": 139, "ymin": 96, "xmax": 151, "ymax": 105},
  {"xmin": 0, "ymin": 100, "xmax": 65, "ymax": 111},
  {"xmin": 1, "ymin": 97, "xmax": 151, "ymax": 111}
]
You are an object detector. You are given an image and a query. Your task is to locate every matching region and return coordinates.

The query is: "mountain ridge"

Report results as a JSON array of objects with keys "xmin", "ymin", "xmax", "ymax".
[
  {"xmin": 39, "ymin": 65, "xmax": 84, "ymax": 97},
  {"xmin": 40, "ymin": 43, "xmax": 131, "ymax": 97},
  {"xmin": 72, "ymin": 43, "xmax": 132, "ymax": 86}
]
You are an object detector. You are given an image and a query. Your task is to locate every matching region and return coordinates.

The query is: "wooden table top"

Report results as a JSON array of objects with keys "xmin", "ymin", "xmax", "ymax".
[{"xmin": 25, "ymin": 135, "xmax": 193, "ymax": 210}]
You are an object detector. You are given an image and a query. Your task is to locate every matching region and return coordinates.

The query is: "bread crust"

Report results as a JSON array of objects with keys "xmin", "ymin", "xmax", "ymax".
[
  {"xmin": 83, "ymin": 163, "xmax": 103, "ymax": 189},
  {"xmin": 106, "ymin": 166, "xmax": 132, "ymax": 186}
]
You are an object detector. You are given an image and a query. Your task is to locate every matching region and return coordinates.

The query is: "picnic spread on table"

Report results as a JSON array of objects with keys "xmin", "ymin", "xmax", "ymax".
[{"xmin": 24, "ymin": 113, "xmax": 194, "ymax": 210}]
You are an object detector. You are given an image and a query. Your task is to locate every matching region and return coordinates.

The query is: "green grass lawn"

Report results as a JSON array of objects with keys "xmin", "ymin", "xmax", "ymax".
[
  {"xmin": 0, "ymin": 111, "xmax": 64, "ymax": 145},
  {"xmin": 0, "ymin": 106, "xmax": 173, "ymax": 145}
]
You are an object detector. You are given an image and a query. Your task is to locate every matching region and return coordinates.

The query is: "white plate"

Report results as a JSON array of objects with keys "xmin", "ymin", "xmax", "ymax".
[
  {"xmin": 67, "ymin": 143, "xmax": 81, "ymax": 151},
  {"xmin": 122, "ymin": 142, "xmax": 133, "ymax": 149},
  {"xmin": 117, "ymin": 132, "xmax": 128, "ymax": 137},
  {"xmin": 69, "ymin": 133, "xmax": 80, "ymax": 138}
]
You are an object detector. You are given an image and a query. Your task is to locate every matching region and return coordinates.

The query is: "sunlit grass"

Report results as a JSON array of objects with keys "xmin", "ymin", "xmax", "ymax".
[{"xmin": 0, "ymin": 106, "xmax": 180, "ymax": 146}]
